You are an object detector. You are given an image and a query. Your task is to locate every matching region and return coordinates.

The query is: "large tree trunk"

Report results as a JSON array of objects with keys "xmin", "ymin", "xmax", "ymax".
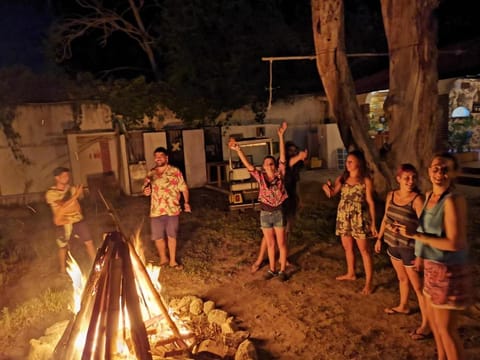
[
  {"xmin": 380, "ymin": 0, "xmax": 440, "ymax": 189},
  {"xmin": 311, "ymin": 0, "xmax": 392, "ymax": 191}
]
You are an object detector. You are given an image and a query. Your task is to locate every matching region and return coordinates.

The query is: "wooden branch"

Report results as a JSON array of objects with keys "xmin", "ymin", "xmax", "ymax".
[
  {"xmin": 127, "ymin": 241, "xmax": 189, "ymax": 350},
  {"xmin": 261, "ymin": 53, "xmax": 388, "ymax": 61},
  {"xmin": 52, "ymin": 0, "xmax": 155, "ymax": 61}
]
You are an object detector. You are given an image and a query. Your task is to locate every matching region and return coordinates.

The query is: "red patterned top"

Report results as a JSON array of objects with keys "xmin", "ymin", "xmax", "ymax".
[
  {"xmin": 149, "ymin": 165, "xmax": 188, "ymax": 217},
  {"xmin": 249, "ymin": 164, "xmax": 287, "ymax": 210}
]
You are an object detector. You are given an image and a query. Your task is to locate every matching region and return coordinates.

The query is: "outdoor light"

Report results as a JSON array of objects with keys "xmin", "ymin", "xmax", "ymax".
[{"xmin": 451, "ymin": 106, "xmax": 470, "ymax": 118}]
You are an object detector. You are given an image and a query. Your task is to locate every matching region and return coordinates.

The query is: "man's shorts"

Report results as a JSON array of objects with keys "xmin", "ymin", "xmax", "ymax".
[
  {"xmin": 260, "ymin": 209, "xmax": 285, "ymax": 229},
  {"xmin": 387, "ymin": 245, "xmax": 416, "ymax": 267},
  {"xmin": 151, "ymin": 215, "xmax": 179, "ymax": 240},
  {"xmin": 55, "ymin": 220, "xmax": 92, "ymax": 248}
]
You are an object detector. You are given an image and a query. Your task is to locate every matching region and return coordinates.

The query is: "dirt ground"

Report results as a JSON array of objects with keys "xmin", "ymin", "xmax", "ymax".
[{"xmin": 1, "ymin": 170, "xmax": 480, "ymax": 360}]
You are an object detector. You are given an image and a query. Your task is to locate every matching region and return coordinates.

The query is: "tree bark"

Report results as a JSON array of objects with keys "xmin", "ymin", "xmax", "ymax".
[
  {"xmin": 380, "ymin": 0, "xmax": 440, "ymax": 188},
  {"xmin": 311, "ymin": 0, "xmax": 391, "ymax": 191}
]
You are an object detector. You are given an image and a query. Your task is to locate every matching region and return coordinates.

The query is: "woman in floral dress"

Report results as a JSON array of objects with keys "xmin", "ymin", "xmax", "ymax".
[{"xmin": 323, "ymin": 150, "xmax": 377, "ymax": 294}]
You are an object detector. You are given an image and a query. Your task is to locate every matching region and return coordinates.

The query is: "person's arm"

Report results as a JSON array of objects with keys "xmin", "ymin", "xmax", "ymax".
[
  {"xmin": 55, "ymin": 185, "xmax": 82, "ymax": 216},
  {"xmin": 398, "ymin": 194, "xmax": 467, "ymax": 251},
  {"xmin": 374, "ymin": 191, "xmax": 392, "ymax": 253},
  {"xmin": 182, "ymin": 188, "xmax": 191, "ymax": 212},
  {"xmin": 365, "ymin": 177, "xmax": 377, "ymax": 236},
  {"xmin": 411, "ymin": 193, "xmax": 426, "ymax": 271},
  {"xmin": 143, "ymin": 172, "xmax": 154, "ymax": 196},
  {"xmin": 277, "ymin": 122, "xmax": 287, "ymax": 175},
  {"xmin": 289, "ymin": 149, "xmax": 308, "ymax": 168},
  {"xmin": 143, "ymin": 178, "xmax": 152, "ymax": 196},
  {"xmin": 229, "ymin": 140, "xmax": 255, "ymax": 171},
  {"xmin": 412, "ymin": 193, "xmax": 425, "ymax": 218},
  {"xmin": 322, "ymin": 175, "xmax": 342, "ymax": 198}
]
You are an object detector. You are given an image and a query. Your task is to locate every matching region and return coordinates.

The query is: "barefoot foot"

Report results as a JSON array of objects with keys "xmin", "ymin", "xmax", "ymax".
[
  {"xmin": 336, "ymin": 274, "xmax": 356, "ymax": 281},
  {"xmin": 250, "ymin": 262, "xmax": 261, "ymax": 273},
  {"xmin": 361, "ymin": 286, "xmax": 373, "ymax": 295}
]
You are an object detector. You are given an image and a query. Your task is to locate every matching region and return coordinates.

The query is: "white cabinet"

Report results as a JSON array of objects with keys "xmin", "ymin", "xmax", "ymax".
[{"xmin": 317, "ymin": 123, "xmax": 345, "ymax": 169}]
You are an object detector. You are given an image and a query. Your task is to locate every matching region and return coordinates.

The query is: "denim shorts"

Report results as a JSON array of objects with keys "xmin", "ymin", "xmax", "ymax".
[
  {"xmin": 260, "ymin": 209, "xmax": 285, "ymax": 229},
  {"xmin": 387, "ymin": 245, "xmax": 416, "ymax": 267},
  {"xmin": 151, "ymin": 215, "xmax": 179, "ymax": 240}
]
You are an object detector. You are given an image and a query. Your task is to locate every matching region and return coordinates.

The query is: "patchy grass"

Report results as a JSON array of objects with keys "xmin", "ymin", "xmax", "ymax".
[{"xmin": 0, "ymin": 288, "xmax": 71, "ymax": 349}]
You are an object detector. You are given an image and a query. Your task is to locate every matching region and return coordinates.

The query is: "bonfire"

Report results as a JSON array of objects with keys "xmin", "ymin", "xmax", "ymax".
[{"xmin": 53, "ymin": 231, "xmax": 195, "ymax": 359}]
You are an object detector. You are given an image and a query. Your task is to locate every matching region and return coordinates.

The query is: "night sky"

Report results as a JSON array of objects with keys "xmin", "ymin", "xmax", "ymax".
[
  {"xmin": 1, "ymin": 0, "xmax": 480, "ymax": 86},
  {"xmin": 0, "ymin": 1, "xmax": 52, "ymax": 71}
]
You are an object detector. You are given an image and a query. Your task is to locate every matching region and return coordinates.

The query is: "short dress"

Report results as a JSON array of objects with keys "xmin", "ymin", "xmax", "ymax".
[{"xmin": 335, "ymin": 182, "xmax": 371, "ymax": 239}]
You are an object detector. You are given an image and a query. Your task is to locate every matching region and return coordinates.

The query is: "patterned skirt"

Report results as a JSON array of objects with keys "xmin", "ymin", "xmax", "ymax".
[{"xmin": 423, "ymin": 259, "xmax": 472, "ymax": 310}]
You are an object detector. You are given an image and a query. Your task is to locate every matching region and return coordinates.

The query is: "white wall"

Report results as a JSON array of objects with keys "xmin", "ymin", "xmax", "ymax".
[{"xmin": 0, "ymin": 102, "xmax": 113, "ymax": 203}]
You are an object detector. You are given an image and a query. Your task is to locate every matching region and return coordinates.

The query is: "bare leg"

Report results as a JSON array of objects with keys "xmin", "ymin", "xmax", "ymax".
[
  {"xmin": 154, "ymin": 238, "xmax": 169, "ymax": 265},
  {"xmin": 252, "ymin": 237, "xmax": 267, "ymax": 272},
  {"xmin": 426, "ymin": 297, "xmax": 446, "ymax": 360},
  {"xmin": 262, "ymin": 228, "xmax": 277, "ymax": 272},
  {"xmin": 356, "ymin": 237, "xmax": 373, "ymax": 294},
  {"xmin": 387, "ymin": 257, "xmax": 410, "ymax": 312},
  {"xmin": 432, "ymin": 306, "xmax": 464, "ymax": 360},
  {"xmin": 406, "ymin": 267, "xmax": 430, "ymax": 334},
  {"xmin": 84, "ymin": 240, "xmax": 97, "ymax": 261},
  {"xmin": 167, "ymin": 236, "xmax": 179, "ymax": 266},
  {"xmin": 337, "ymin": 235, "xmax": 356, "ymax": 280},
  {"xmin": 58, "ymin": 247, "xmax": 68, "ymax": 273},
  {"xmin": 274, "ymin": 227, "xmax": 287, "ymax": 272}
]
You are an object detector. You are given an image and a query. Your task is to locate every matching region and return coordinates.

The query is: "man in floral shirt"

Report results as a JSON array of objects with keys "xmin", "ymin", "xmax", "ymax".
[{"xmin": 143, "ymin": 147, "xmax": 190, "ymax": 269}]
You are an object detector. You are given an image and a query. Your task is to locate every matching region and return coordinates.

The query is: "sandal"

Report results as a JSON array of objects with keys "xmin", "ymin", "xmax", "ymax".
[
  {"xmin": 263, "ymin": 270, "xmax": 278, "ymax": 280},
  {"xmin": 410, "ymin": 329, "xmax": 433, "ymax": 341},
  {"xmin": 384, "ymin": 307, "xmax": 411, "ymax": 315},
  {"xmin": 170, "ymin": 264, "xmax": 184, "ymax": 271}
]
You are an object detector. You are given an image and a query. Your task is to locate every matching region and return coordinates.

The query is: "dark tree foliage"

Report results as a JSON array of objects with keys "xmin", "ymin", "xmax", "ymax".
[
  {"xmin": 14, "ymin": 0, "xmax": 480, "ymax": 127},
  {"xmin": 158, "ymin": 0, "xmax": 314, "ymax": 123}
]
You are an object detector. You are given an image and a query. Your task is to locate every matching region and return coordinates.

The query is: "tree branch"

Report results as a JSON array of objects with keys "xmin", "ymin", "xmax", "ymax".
[{"xmin": 51, "ymin": 0, "xmax": 160, "ymax": 80}]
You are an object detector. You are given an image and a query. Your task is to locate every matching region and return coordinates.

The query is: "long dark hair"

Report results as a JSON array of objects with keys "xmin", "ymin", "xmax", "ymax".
[{"xmin": 341, "ymin": 150, "xmax": 369, "ymax": 183}]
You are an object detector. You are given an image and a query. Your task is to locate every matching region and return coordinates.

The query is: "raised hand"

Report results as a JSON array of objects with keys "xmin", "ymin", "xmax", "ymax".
[
  {"xmin": 299, "ymin": 149, "xmax": 308, "ymax": 161},
  {"xmin": 228, "ymin": 137, "xmax": 240, "ymax": 151},
  {"xmin": 277, "ymin": 121, "xmax": 288, "ymax": 136},
  {"xmin": 75, "ymin": 184, "xmax": 84, "ymax": 198}
]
